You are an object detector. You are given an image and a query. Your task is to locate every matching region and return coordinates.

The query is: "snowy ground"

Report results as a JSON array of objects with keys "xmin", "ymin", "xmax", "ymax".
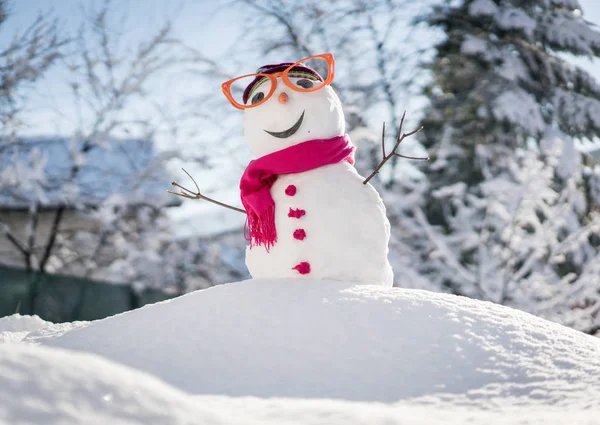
[{"xmin": 1, "ymin": 279, "xmax": 600, "ymax": 424}]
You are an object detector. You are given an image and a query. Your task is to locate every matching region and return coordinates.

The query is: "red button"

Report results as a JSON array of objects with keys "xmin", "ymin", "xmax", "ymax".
[
  {"xmin": 285, "ymin": 185, "xmax": 297, "ymax": 196},
  {"xmin": 293, "ymin": 262, "xmax": 311, "ymax": 274},
  {"xmin": 288, "ymin": 208, "xmax": 306, "ymax": 218},
  {"xmin": 293, "ymin": 229, "xmax": 306, "ymax": 240}
]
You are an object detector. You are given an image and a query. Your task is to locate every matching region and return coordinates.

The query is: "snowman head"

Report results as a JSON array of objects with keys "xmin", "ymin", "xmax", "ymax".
[{"xmin": 222, "ymin": 54, "xmax": 346, "ymax": 158}]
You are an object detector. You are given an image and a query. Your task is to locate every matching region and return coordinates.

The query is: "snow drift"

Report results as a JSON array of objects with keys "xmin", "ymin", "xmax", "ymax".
[
  {"xmin": 35, "ymin": 279, "xmax": 600, "ymax": 405},
  {"xmin": 2, "ymin": 342, "xmax": 598, "ymax": 425},
  {"xmin": 0, "ymin": 343, "xmax": 218, "ymax": 425}
]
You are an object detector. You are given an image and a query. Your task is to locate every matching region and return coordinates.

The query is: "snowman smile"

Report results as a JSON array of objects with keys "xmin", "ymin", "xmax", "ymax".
[{"xmin": 264, "ymin": 110, "xmax": 305, "ymax": 139}]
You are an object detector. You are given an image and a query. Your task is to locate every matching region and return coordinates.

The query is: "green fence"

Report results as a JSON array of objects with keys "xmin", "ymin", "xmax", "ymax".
[{"xmin": 0, "ymin": 266, "xmax": 177, "ymax": 323}]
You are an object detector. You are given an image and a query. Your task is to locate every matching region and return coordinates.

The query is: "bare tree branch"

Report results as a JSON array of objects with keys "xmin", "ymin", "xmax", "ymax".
[
  {"xmin": 39, "ymin": 206, "xmax": 64, "ymax": 272},
  {"xmin": 25, "ymin": 203, "xmax": 39, "ymax": 271},
  {"xmin": 0, "ymin": 225, "xmax": 28, "ymax": 258}
]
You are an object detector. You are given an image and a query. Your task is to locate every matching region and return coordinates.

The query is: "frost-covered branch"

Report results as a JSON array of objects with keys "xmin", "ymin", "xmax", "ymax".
[
  {"xmin": 413, "ymin": 206, "xmax": 478, "ymax": 289},
  {"xmin": 0, "ymin": 0, "xmax": 189, "ymax": 281},
  {"xmin": 0, "ymin": 7, "xmax": 67, "ymax": 142},
  {"xmin": 30, "ymin": 0, "xmax": 187, "ymax": 275},
  {"xmin": 0, "ymin": 3, "xmax": 67, "ymax": 270}
]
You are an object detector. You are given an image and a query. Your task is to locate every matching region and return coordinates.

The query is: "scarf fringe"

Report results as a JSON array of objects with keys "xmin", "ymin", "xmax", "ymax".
[{"xmin": 245, "ymin": 204, "xmax": 277, "ymax": 251}]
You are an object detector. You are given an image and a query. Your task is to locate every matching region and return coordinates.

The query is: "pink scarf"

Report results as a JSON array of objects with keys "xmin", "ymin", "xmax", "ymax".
[{"xmin": 240, "ymin": 134, "xmax": 355, "ymax": 250}]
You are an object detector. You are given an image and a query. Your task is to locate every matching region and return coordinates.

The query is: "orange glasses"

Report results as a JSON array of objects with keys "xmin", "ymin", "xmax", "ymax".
[{"xmin": 221, "ymin": 53, "xmax": 335, "ymax": 110}]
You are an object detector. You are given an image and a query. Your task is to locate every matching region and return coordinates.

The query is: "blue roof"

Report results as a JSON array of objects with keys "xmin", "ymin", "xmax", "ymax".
[{"xmin": 0, "ymin": 137, "xmax": 180, "ymax": 210}]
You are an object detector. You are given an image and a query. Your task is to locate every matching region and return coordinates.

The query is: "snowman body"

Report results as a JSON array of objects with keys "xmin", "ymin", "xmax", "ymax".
[
  {"xmin": 245, "ymin": 161, "xmax": 393, "ymax": 286},
  {"xmin": 241, "ymin": 75, "xmax": 393, "ymax": 286}
]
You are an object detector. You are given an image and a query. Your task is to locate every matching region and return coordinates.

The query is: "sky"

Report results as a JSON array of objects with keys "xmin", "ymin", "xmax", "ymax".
[
  {"xmin": 4, "ymin": 0, "xmax": 236, "ymax": 57},
  {"xmin": 2, "ymin": 0, "xmax": 242, "ymax": 137},
  {"xmin": 4, "ymin": 0, "xmax": 599, "ymax": 139}
]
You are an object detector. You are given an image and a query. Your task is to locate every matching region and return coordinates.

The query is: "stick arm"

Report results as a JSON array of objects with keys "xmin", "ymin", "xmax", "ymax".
[
  {"xmin": 168, "ymin": 168, "xmax": 247, "ymax": 214},
  {"xmin": 363, "ymin": 111, "xmax": 429, "ymax": 185}
]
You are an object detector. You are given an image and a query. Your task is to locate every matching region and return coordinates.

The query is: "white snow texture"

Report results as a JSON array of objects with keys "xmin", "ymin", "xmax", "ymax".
[{"xmin": 2, "ymin": 279, "xmax": 600, "ymax": 424}]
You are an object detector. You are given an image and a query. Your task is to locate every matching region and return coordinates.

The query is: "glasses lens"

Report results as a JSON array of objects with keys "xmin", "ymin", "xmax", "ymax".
[
  {"xmin": 288, "ymin": 56, "xmax": 329, "ymax": 91},
  {"xmin": 229, "ymin": 75, "xmax": 273, "ymax": 107}
]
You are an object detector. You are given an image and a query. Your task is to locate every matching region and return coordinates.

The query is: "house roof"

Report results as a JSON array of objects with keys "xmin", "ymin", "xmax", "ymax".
[{"xmin": 0, "ymin": 137, "xmax": 181, "ymax": 211}]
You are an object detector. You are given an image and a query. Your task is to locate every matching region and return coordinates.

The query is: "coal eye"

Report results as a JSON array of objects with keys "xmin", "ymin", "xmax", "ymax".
[
  {"xmin": 251, "ymin": 92, "xmax": 265, "ymax": 104},
  {"xmin": 296, "ymin": 79, "xmax": 314, "ymax": 89}
]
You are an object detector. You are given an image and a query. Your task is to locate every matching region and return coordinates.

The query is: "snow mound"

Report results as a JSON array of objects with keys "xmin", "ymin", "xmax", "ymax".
[
  {"xmin": 0, "ymin": 343, "xmax": 228, "ymax": 425},
  {"xmin": 0, "ymin": 314, "xmax": 49, "ymax": 333},
  {"xmin": 0, "ymin": 314, "xmax": 52, "ymax": 343},
  {"xmin": 41, "ymin": 279, "xmax": 600, "ymax": 405},
  {"xmin": 0, "ymin": 314, "xmax": 86, "ymax": 344},
  {"xmin": 2, "ymin": 342, "xmax": 598, "ymax": 425}
]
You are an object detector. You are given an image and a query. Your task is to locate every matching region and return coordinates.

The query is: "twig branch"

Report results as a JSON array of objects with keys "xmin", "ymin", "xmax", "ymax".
[
  {"xmin": 1, "ymin": 226, "xmax": 29, "ymax": 257},
  {"xmin": 25, "ymin": 203, "xmax": 40, "ymax": 271},
  {"xmin": 168, "ymin": 168, "xmax": 246, "ymax": 214},
  {"xmin": 363, "ymin": 111, "xmax": 428, "ymax": 185},
  {"xmin": 39, "ymin": 206, "xmax": 65, "ymax": 272},
  {"xmin": 381, "ymin": 121, "xmax": 386, "ymax": 158}
]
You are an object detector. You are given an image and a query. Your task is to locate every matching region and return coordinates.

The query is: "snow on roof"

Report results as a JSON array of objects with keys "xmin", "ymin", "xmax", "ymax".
[{"xmin": 0, "ymin": 137, "xmax": 180, "ymax": 211}]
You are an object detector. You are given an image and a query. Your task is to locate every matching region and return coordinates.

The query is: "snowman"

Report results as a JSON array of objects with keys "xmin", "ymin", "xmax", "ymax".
[
  {"xmin": 223, "ymin": 52, "xmax": 395, "ymax": 287},
  {"xmin": 172, "ymin": 53, "xmax": 424, "ymax": 287}
]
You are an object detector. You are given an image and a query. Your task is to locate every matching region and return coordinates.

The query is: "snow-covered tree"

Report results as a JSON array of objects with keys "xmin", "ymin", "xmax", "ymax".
[
  {"xmin": 0, "ymin": 0, "xmax": 192, "ymax": 292},
  {"xmin": 41, "ymin": 0, "xmax": 182, "ymax": 283},
  {"xmin": 0, "ymin": 2, "xmax": 68, "ymax": 271},
  {"xmin": 407, "ymin": 0, "xmax": 600, "ymax": 334}
]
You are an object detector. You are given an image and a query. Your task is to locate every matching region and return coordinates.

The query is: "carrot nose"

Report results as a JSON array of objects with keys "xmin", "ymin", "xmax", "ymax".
[{"xmin": 278, "ymin": 92, "xmax": 289, "ymax": 104}]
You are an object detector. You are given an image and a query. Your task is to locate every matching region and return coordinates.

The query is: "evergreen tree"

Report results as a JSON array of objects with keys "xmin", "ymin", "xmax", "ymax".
[{"xmin": 406, "ymin": 0, "xmax": 600, "ymax": 334}]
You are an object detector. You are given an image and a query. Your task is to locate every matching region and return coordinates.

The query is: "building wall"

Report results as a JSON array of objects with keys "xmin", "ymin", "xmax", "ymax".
[{"xmin": 0, "ymin": 209, "xmax": 99, "ymax": 270}]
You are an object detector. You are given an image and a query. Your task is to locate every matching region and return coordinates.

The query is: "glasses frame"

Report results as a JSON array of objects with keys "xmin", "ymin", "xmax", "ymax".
[{"xmin": 221, "ymin": 53, "xmax": 335, "ymax": 110}]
